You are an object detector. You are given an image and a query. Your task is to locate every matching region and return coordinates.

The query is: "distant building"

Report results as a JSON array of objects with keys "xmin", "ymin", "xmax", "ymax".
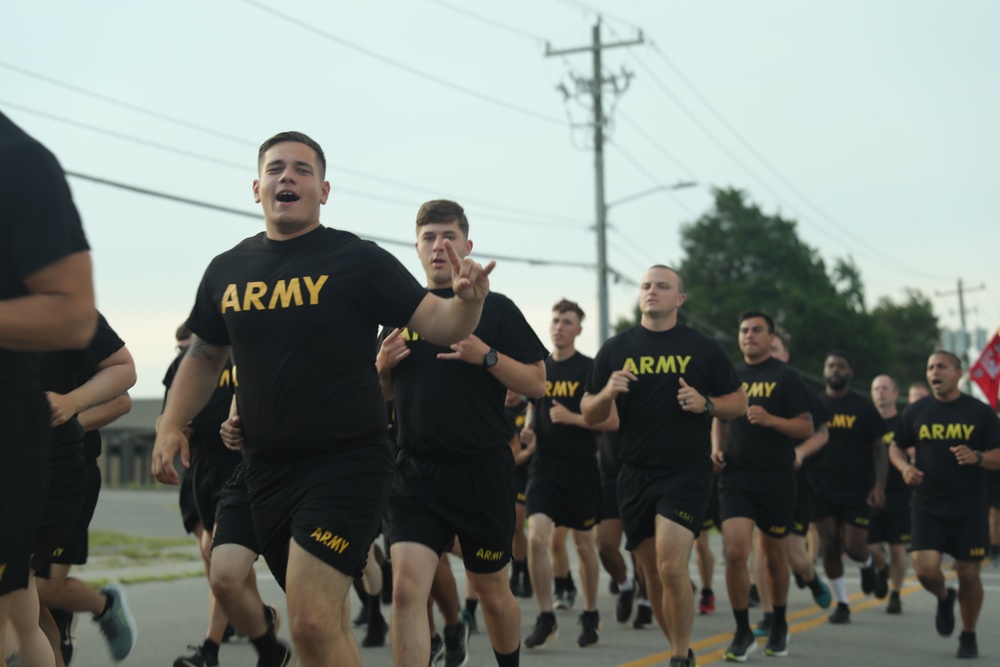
[{"xmin": 98, "ymin": 397, "xmax": 160, "ymax": 488}]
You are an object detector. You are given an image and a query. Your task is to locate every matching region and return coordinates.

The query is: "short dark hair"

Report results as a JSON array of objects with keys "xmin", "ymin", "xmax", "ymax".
[
  {"xmin": 175, "ymin": 323, "xmax": 192, "ymax": 342},
  {"xmin": 257, "ymin": 131, "xmax": 326, "ymax": 178},
  {"xmin": 647, "ymin": 264, "xmax": 684, "ymax": 292},
  {"xmin": 738, "ymin": 310, "xmax": 774, "ymax": 333},
  {"xmin": 416, "ymin": 199, "xmax": 469, "ymax": 238},
  {"xmin": 826, "ymin": 349, "xmax": 854, "ymax": 369},
  {"xmin": 552, "ymin": 298, "xmax": 585, "ymax": 322},
  {"xmin": 772, "ymin": 326, "xmax": 790, "ymax": 352},
  {"xmin": 930, "ymin": 350, "xmax": 963, "ymax": 370}
]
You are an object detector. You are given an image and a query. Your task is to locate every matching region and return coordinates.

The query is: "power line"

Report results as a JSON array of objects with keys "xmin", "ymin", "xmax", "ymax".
[
  {"xmin": 423, "ymin": 0, "xmax": 543, "ymax": 42},
  {"xmin": 65, "ymin": 171, "xmax": 595, "ymax": 270},
  {"xmin": 607, "ymin": 140, "xmax": 696, "ymax": 218},
  {"xmin": 239, "ymin": 0, "xmax": 564, "ymax": 127},
  {"xmin": 615, "ymin": 110, "xmax": 698, "ymax": 180}
]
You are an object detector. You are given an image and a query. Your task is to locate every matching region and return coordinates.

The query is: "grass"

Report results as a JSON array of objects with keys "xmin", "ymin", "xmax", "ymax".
[
  {"xmin": 88, "ymin": 530, "xmax": 192, "ymax": 550},
  {"xmin": 82, "ymin": 570, "xmax": 205, "ymax": 588}
]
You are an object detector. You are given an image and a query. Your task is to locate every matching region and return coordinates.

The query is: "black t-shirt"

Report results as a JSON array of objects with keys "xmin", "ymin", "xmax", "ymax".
[
  {"xmin": 724, "ymin": 357, "xmax": 812, "ymax": 471},
  {"xmin": 0, "ymin": 112, "xmax": 90, "ymax": 386},
  {"xmin": 39, "ymin": 312, "xmax": 124, "ymax": 448},
  {"xmin": 387, "ymin": 288, "xmax": 548, "ymax": 458},
  {"xmin": 162, "ymin": 350, "xmax": 235, "ymax": 453},
  {"xmin": 880, "ymin": 413, "xmax": 907, "ymax": 496},
  {"xmin": 505, "ymin": 398, "xmax": 529, "ymax": 468},
  {"xmin": 187, "ymin": 226, "xmax": 426, "ymax": 462},
  {"xmin": 598, "ymin": 429, "xmax": 622, "ymax": 480},
  {"xmin": 895, "ymin": 394, "xmax": 1000, "ymax": 517},
  {"xmin": 814, "ymin": 391, "xmax": 886, "ymax": 494},
  {"xmin": 533, "ymin": 352, "xmax": 599, "ymax": 460},
  {"xmin": 586, "ymin": 323, "xmax": 742, "ymax": 468}
]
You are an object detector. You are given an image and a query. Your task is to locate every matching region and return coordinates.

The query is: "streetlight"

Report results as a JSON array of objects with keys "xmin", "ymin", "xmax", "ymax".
[{"xmin": 596, "ymin": 180, "xmax": 698, "ymax": 341}]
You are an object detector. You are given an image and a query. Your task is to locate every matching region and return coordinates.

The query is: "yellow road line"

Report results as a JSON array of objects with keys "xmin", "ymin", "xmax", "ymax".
[{"xmin": 614, "ymin": 574, "xmax": 950, "ymax": 667}]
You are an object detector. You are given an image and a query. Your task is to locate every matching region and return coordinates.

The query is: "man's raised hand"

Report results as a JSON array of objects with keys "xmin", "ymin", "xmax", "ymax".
[{"xmin": 445, "ymin": 239, "xmax": 495, "ymax": 303}]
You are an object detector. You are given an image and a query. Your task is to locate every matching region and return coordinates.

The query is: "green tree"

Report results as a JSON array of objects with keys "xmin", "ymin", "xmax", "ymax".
[{"xmin": 871, "ymin": 289, "xmax": 940, "ymax": 389}]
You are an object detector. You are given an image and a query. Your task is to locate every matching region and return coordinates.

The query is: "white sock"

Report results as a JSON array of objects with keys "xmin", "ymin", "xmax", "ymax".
[
  {"xmin": 638, "ymin": 596, "xmax": 651, "ymax": 607},
  {"xmin": 618, "ymin": 578, "xmax": 634, "ymax": 592},
  {"xmin": 831, "ymin": 576, "xmax": 848, "ymax": 604},
  {"xmin": 860, "ymin": 554, "xmax": 873, "ymax": 569}
]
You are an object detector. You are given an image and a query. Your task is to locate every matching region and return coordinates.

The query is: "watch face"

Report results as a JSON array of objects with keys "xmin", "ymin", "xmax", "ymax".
[{"xmin": 484, "ymin": 349, "xmax": 498, "ymax": 368}]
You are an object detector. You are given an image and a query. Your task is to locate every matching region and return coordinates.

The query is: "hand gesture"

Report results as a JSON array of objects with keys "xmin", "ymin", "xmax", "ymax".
[
  {"xmin": 677, "ymin": 377, "xmax": 706, "ymax": 413},
  {"xmin": 151, "ymin": 428, "xmax": 189, "ymax": 485},
  {"xmin": 436, "ymin": 333, "xmax": 489, "ymax": 366},
  {"xmin": 867, "ymin": 485, "xmax": 885, "ymax": 510},
  {"xmin": 746, "ymin": 405, "xmax": 773, "ymax": 428},
  {"xmin": 220, "ymin": 415, "xmax": 245, "ymax": 452},
  {"xmin": 520, "ymin": 422, "xmax": 536, "ymax": 447},
  {"xmin": 950, "ymin": 444, "xmax": 980, "ymax": 466},
  {"xmin": 445, "ymin": 240, "xmax": 496, "ymax": 303},
  {"xmin": 377, "ymin": 328, "xmax": 411, "ymax": 373},
  {"xmin": 603, "ymin": 369, "xmax": 637, "ymax": 398},
  {"xmin": 549, "ymin": 400, "xmax": 572, "ymax": 425},
  {"xmin": 902, "ymin": 464, "xmax": 924, "ymax": 486},
  {"xmin": 46, "ymin": 391, "xmax": 78, "ymax": 427},
  {"xmin": 710, "ymin": 449, "xmax": 726, "ymax": 473}
]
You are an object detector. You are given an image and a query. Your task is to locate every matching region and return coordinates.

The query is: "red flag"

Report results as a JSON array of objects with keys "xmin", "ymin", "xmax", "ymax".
[{"xmin": 970, "ymin": 332, "xmax": 1000, "ymax": 409}]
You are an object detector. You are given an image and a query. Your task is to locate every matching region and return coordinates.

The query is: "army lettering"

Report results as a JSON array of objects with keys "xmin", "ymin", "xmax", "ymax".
[
  {"xmin": 221, "ymin": 276, "xmax": 328, "ymax": 313},
  {"xmin": 827, "ymin": 414, "xmax": 857, "ymax": 429},
  {"xmin": 219, "ymin": 366, "xmax": 238, "ymax": 388},
  {"xmin": 475, "ymin": 548, "xmax": 505, "ymax": 562},
  {"xmin": 882, "ymin": 430, "xmax": 895, "ymax": 445},
  {"xmin": 545, "ymin": 381, "xmax": 580, "ymax": 397},
  {"xmin": 401, "ymin": 328, "xmax": 420, "ymax": 342},
  {"xmin": 622, "ymin": 355, "xmax": 691, "ymax": 375},
  {"xmin": 917, "ymin": 423, "xmax": 976, "ymax": 440},
  {"xmin": 743, "ymin": 381, "xmax": 777, "ymax": 398},
  {"xmin": 310, "ymin": 527, "xmax": 350, "ymax": 554}
]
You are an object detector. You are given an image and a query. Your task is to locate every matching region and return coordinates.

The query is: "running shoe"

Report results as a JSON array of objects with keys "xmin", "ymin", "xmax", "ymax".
[
  {"xmin": 577, "ymin": 610, "xmax": 600, "ymax": 648},
  {"xmin": 763, "ymin": 626, "xmax": 789, "ymax": 657},
  {"xmin": 936, "ymin": 587, "xmax": 957, "ymax": 637},
  {"xmin": 957, "ymin": 632, "xmax": 978, "ymax": 659},
  {"xmin": 886, "ymin": 592, "xmax": 902, "ymax": 615},
  {"xmin": 96, "ymin": 583, "xmax": 136, "ymax": 662},
  {"xmin": 808, "ymin": 576, "xmax": 832, "ymax": 609},
  {"xmin": 874, "ymin": 564, "xmax": 890, "ymax": 599},
  {"xmin": 698, "ymin": 589, "xmax": 715, "ymax": 615},
  {"xmin": 828, "ymin": 602, "xmax": 851, "ymax": 625},
  {"xmin": 524, "ymin": 613, "xmax": 558, "ymax": 649},
  {"xmin": 362, "ymin": 612, "xmax": 388, "ymax": 648},
  {"xmin": 616, "ymin": 584, "xmax": 635, "ymax": 623},
  {"xmin": 174, "ymin": 643, "xmax": 218, "ymax": 667},
  {"xmin": 460, "ymin": 608, "xmax": 478, "ymax": 634},
  {"xmin": 859, "ymin": 563, "xmax": 879, "ymax": 595},
  {"xmin": 724, "ymin": 631, "xmax": 757, "ymax": 662},
  {"xmin": 633, "ymin": 603, "xmax": 653, "ymax": 629},
  {"xmin": 429, "ymin": 634, "xmax": 444, "ymax": 667},
  {"xmin": 444, "ymin": 621, "xmax": 469, "ymax": 667}
]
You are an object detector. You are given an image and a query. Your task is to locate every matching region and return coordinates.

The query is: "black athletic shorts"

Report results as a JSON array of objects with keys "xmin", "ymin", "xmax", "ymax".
[
  {"xmin": 50, "ymin": 457, "xmax": 101, "ymax": 565},
  {"xmin": 701, "ymin": 472, "xmax": 721, "ymax": 532},
  {"xmin": 601, "ymin": 475, "xmax": 620, "ymax": 521},
  {"xmin": 719, "ymin": 466, "xmax": 796, "ymax": 539},
  {"xmin": 618, "ymin": 459, "xmax": 712, "ymax": 550},
  {"xmin": 0, "ymin": 382, "xmax": 50, "ymax": 595},
  {"xmin": 33, "ymin": 442, "xmax": 86, "ymax": 578},
  {"xmin": 388, "ymin": 446, "xmax": 516, "ymax": 575},
  {"xmin": 812, "ymin": 483, "xmax": 872, "ymax": 530},
  {"xmin": 910, "ymin": 505, "xmax": 988, "ymax": 562},
  {"xmin": 790, "ymin": 468, "xmax": 814, "ymax": 537},
  {"xmin": 246, "ymin": 439, "xmax": 394, "ymax": 589},
  {"xmin": 867, "ymin": 489, "xmax": 911, "ymax": 545},
  {"xmin": 191, "ymin": 446, "xmax": 242, "ymax": 533},
  {"xmin": 515, "ymin": 462, "xmax": 528, "ymax": 505},
  {"xmin": 987, "ymin": 471, "xmax": 1000, "ymax": 510},
  {"xmin": 526, "ymin": 455, "xmax": 601, "ymax": 531},
  {"xmin": 179, "ymin": 468, "xmax": 200, "ymax": 535},
  {"xmin": 213, "ymin": 462, "xmax": 259, "ymax": 553}
]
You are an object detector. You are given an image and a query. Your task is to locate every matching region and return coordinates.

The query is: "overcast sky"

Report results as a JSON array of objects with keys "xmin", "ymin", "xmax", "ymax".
[{"xmin": 3, "ymin": 0, "xmax": 998, "ymax": 397}]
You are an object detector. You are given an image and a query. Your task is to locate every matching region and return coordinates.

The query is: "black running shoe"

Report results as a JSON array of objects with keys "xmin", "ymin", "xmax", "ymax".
[
  {"xmin": 859, "ymin": 563, "xmax": 879, "ymax": 595},
  {"xmin": 936, "ymin": 587, "xmax": 957, "ymax": 637},
  {"xmin": 174, "ymin": 643, "xmax": 219, "ymax": 667},
  {"xmin": 763, "ymin": 626, "xmax": 789, "ymax": 657},
  {"xmin": 616, "ymin": 585, "xmax": 635, "ymax": 623},
  {"xmin": 874, "ymin": 564, "xmax": 889, "ymax": 599},
  {"xmin": 633, "ymin": 604, "xmax": 653, "ymax": 629},
  {"xmin": 957, "ymin": 632, "xmax": 978, "ymax": 659},
  {"xmin": 886, "ymin": 592, "xmax": 902, "ymax": 615},
  {"xmin": 724, "ymin": 630, "xmax": 757, "ymax": 662},
  {"xmin": 828, "ymin": 602, "xmax": 851, "ymax": 625},
  {"xmin": 525, "ymin": 613, "xmax": 558, "ymax": 649},
  {"xmin": 577, "ymin": 610, "xmax": 600, "ymax": 648},
  {"xmin": 258, "ymin": 641, "xmax": 295, "ymax": 667},
  {"xmin": 793, "ymin": 571, "xmax": 807, "ymax": 589},
  {"xmin": 264, "ymin": 604, "xmax": 280, "ymax": 635},
  {"xmin": 444, "ymin": 621, "xmax": 469, "ymax": 667},
  {"xmin": 429, "ymin": 634, "xmax": 444, "ymax": 667},
  {"xmin": 51, "ymin": 608, "xmax": 75, "ymax": 666},
  {"xmin": 610, "ymin": 580, "xmax": 620, "ymax": 594},
  {"xmin": 362, "ymin": 613, "xmax": 388, "ymax": 648}
]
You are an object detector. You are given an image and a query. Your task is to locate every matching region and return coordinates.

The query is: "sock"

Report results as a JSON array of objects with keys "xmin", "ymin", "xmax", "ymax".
[
  {"xmin": 514, "ymin": 559, "xmax": 527, "ymax": 575},
  {"xmin": 701, "ymin": 587, "xmax": 713, "ymax": 597},
  {"xmin": 759, "ymin": 611, "xmax": 773, "ymax": 627},
  {"xmin": 638, "ymin": 596, "xmax": 650, "ymax": 607},
  {"xmin": 830, "ymin": 576, "xmax": 848, "ymax": 604},
  {"xmin": 733, "ymin": 608, "xmax": 751, "ymax": 634},
  {"xmin": 251, "ymin": 629, "xmax": 283, "ymax": 660},
  {"xmin": 619, "ymin": 578, "xmax": 635, "ymax": 592},
  {"xmin": 367, "ymin": 593, "xmax": 383, "ymax": 623},
  {"xmin": 565, "ymin": 572, "xmax": 576, "ymax": 591},
  {"xmin": 772, "ymin": 605, "xmax": 787, "ymax": 631},
  {"xmin": 494, "ymin": 643, "xmax": 520, "ymax": 667},
  {"xmin": 201, "ymin": 639, "xmax": 220, "ymax": 663},
  {"xmin": 465, "ymin": 598, "xmax": 479, "ymax": 615},
  {"xmin": 890, "ymin": 590, "xmax": 900, "ymax": 599},
  {"xmin": 860, "ymin": 554, "xmax": 873, "ymax": 569},
  {"xmin": 960, "ymin": 631, "xmax": 976, "ymax": 641},
  {"xmin": 554, "ymin": 576, "xmax": 566, "ymax": 595}
]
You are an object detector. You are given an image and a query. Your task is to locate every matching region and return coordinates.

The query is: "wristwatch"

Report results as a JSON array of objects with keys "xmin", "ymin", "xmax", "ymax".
[
  {"xmin": 483, "ymin": 347, "xmax": 499, "ymax": 369},
  {"xmin": 975, "ymin": 450, "xmax": 984, "ymax": 467},
  {"xmin": 703, "ymin": 399, "xmax": 715, "ymax": 416}
]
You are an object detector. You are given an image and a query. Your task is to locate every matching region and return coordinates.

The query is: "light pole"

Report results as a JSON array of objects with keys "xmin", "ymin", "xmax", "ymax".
[{"xmin": 597, "ymin": 180, "xmax": 698, "ymax": 341}]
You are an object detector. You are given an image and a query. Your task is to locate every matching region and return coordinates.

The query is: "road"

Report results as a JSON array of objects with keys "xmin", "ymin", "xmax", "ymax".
[{"xmin": 58, "ymin": 489, "xmax": 1000, "ymax": 666}]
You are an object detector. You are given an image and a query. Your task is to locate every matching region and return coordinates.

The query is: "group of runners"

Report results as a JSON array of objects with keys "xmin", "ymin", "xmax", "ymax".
[{"xmin": 3, "ymin": 122, "xmax": 999, "ymax": 667}]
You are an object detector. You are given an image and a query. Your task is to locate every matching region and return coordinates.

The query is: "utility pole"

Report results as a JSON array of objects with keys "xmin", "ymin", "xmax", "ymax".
[
  {"xmin": 936, "ymin": 277, "xmax": 986, "ymax": 362},
  {"xmin": 547, "ymin": 20, "xmax": 643, "ymax": 342}
]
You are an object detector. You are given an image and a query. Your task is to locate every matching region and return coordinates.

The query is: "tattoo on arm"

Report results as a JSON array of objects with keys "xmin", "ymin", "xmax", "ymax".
[{"xmin": 188, "ymin": 335, "xmax": 226, "ymax": 363}]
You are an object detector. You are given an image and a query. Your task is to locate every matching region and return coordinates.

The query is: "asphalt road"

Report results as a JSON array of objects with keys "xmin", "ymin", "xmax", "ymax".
[{"xmin": 60, "ymin": 489, "xmax": 1000, "ymax": 666}]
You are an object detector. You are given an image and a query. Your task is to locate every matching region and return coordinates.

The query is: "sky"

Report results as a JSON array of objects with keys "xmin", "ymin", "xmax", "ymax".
[{"xmin": 3, "ymin": 0, "xmax": 998, "ymax": 398}]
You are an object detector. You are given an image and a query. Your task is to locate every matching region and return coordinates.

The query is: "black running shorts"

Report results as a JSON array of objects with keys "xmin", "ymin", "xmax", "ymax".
[
  {"xmin": 246, "ymin": 440, "xmax": 394, "ymax": 589},
  {"xmin": 50, "ymin": 458, "xmax": 101, "ymax": 565},
  {"xmin": 812, "ymin": 484, "xmax": 872, "ymax": 530},
  {"xmin": 701, "ymin": 472, "xmax": 721, "ymax": 532},
  {"xmin": 191, "ymin": 447, "xmax": 242, "ymax": 533},
  {"xmin": 388, "ymin": 446, "xmax": 516, "ymax": 575},
  {"xmin": 618, "ymin": 459, "xmax": 712, "ymax": 550},
  {"xmin": 867, "ymin": 489, "xmax": 911, "ymax": 545},
  {"xmin": 33, "ymin": 442, "xmax": 86, "ymax": 578},
  {"xmin": 719, "ymin": 467, "xmax": 796, "ymax": 539},
  {"xmin": 212, "ymin": 462, "xmax": 259, "ymax": 554},
  {"xmin": 515, "ymin": 462, "xmax": 528, "ymax": 506},
  {"xmin": 910, "ymin": 505, "xmax": 988, "ymax": 562},
  {"xmin": 525, "ymin": 455, "xmax": 601, "ymax": 531},
  {"xmin": 179, "ymin": 469, "xmax": 200, "ymax": 535},
  {"xmin": 789, "ymin": 469, "xmax": 814, "ymax": 537}
]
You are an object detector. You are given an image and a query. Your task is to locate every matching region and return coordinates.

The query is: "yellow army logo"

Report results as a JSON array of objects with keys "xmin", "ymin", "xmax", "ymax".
[
  {"xmin": 221, "ymin": 276, "xmax": 328, "ymax": 313},
  {"xmin": 969, "ymin": 547, "xmax": 985, "ymax": 558},
  {"xmin": 918, "ymin": 424, "xmax": 975, "ymax": 440},
  {"xmin": 475, "ymin": 548, "xmax": 505, "ymax": 562},
  {"xmin": 622, "ymin": 355, "xmax": 691, "ymax": 375},
  {"xmin": 546, "ymin": 381, "xmax": 580, "ymax": 397},
  {"xmin": 827, "ymin": 414, "xmax": 857, "ymax": 429},
  {"xmin": 310, "ymin": 528, "xmax": 350, "ymax": 554},
  {"xmin": 743, "ymin": 382, "xmax": 776, "ymax": 398},
  {"xmin": 219, "ymin": 365, "xmax": 238, "ymax": 388}
]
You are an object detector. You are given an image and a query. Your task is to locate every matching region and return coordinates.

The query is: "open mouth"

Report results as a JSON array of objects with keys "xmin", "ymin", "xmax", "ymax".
[{"xmin": 276, "ymin": 191, "xmax": 300, "ymax": 203}]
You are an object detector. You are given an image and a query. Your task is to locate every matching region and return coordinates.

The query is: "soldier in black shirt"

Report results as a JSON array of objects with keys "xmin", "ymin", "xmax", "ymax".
[
  {"xmin": 712, "ymin": 312, "xmax": 812, "ymax": 660},
  {"xmin": 0, "ymin": 111, "xmax": 96, "ymax": 661},
  {"xmin": 152, "ymin": 134, "xmax": 494, "ymax": 667},
  {"xmin": 867, "ymin": 374, "xmax": 911, "ymax": 614},
  {"xmin": 890, "ymin": 351, "xmax": 1000, "ymax": 659},
  {"xmin": 813, "ymin": 351, "xmax": 888, "ymax": 624},
  {"xmin": 522, "ymin": 299, "xmax": 617, "ymax": 650},
  {"xmin": 505, "ymin": 390, "xmax": 533, "ymax": 599},
  {"xmin": 378, "ymin": 200, "xmax": 547, "ymax": 667},
  {"xmin": 582, "ymin": 266, "xmax": 746, "ymax": 667}
]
